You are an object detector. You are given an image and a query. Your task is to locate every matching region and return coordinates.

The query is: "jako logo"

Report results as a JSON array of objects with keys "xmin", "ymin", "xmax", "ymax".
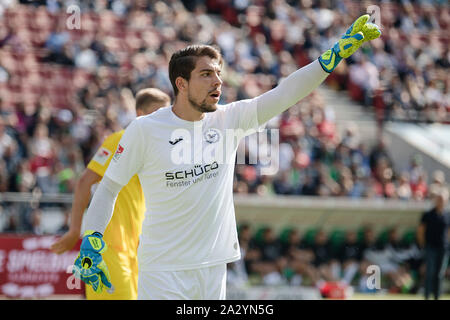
[{"xmin": 169, "ymin": 137, "xmax": 184, "ymax": 145}]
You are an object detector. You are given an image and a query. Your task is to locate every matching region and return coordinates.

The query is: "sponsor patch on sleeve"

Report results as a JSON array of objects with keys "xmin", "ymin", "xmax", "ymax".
[
  {"xmin": 112, "ymin": 144, "xmax": 124, "ymax": 162},
  {"xmin": 92, "ymin": 147, "xmax": 111, "ymax": 166}
]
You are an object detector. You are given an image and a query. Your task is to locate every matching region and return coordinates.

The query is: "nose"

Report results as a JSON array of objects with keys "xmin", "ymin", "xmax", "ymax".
[{"xmin": 213, "ymin": 72, "xmax": 222, "ymax": 87}]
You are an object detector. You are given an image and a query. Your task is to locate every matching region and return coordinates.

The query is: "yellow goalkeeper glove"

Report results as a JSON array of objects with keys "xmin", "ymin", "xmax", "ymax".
[
  {"xmin": 72, "ymin": 230, "xmax": 114, "ymax": 294},
  {"xmin": 318, "ymin": 14, "xmax": 381, "ymax": 73}
]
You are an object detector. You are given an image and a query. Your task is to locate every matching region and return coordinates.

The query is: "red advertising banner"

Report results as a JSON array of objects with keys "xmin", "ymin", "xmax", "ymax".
[{"xmin": 0, "ymin": 234, "xmax": 85, "ymax": 298}]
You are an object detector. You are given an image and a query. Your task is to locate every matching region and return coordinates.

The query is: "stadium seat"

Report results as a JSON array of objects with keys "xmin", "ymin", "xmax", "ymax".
[
  {"xmin": 356, "ymin": 227, "xmax": 366, "ymax": 245},
  {"xmin": 328, "ymin": 228, "xmax": 346, "ymax": 254},
  {"xmin": 252, "ymin": 225, "xmax": 270, "ymax": 246},
  {"xmin": 302, "ymin": 227, "xmax": 318, "ymax": 247},
  {"xmin": 376, "ymin": 228, "xmax": 391, "ymax": 248},
  {"xmin": 401, "ymin": 228, "xmax": 417, "ymax": 247},
  {"xmin": 278, "ymin": 226, "xmax": 295, "ymax": 245}
]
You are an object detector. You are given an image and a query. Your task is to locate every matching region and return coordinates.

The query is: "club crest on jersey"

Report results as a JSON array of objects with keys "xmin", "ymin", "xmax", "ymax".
[
  {"xmin": 204, "ymin": 128, "xmax": 220, "ymax": 144},
  {"xmin": 113, "ymin": 144, "xmax": 124, "ymax": 161}
]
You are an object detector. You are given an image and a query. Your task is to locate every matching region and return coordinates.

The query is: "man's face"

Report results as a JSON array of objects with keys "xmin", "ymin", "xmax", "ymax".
[{"xmin": 186, "ymin": 56, "xmax": 223, "ymax": 113}]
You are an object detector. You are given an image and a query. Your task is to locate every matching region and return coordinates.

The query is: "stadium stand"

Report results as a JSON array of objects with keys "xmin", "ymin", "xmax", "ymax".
[{"xmin": 0, "ymin": 0, "xmax": 448, "ymax": 298}]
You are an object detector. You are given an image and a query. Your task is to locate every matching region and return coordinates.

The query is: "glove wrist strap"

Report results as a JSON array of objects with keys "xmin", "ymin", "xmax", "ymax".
[
  {"xmin": 83, "ymin": 230, "xmax": 103, "ymax": 238},
  {"xmin": 318, "ymin": 46, "xmax": 342, "ymax": 73}
]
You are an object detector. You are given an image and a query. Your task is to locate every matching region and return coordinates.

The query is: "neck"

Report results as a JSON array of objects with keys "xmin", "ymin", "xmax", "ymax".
[{"xmin": 172, "ymin": 97, "xmax": 205, "ymax": 122}]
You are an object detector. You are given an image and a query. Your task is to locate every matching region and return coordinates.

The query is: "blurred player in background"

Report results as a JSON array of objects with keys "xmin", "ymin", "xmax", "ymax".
[
  {"xmin": 75, "ymin": 15, "xmax": 381, "ymax": 299},
  {"xmin": 51, "ymin": 88, "xmax": 171, "ymax": 299},
  {"xmin": 418, "ymin": 188, "xmax": 450, "ymax": 300}
]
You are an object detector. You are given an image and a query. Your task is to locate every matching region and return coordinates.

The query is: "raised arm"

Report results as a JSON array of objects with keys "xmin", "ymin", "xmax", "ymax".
[
  {"xmin": 256, "ymin": 60, "xmax": 328, "ymax": 125},
  {"xmin": 256, "ymin": 14, "xmax": 381, "ymax": 125}
]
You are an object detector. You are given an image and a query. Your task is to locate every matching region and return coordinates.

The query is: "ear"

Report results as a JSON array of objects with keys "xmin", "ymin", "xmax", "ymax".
[{"xmin": 175, "ymin": 77, "xmax": 188, "ymax": 94}]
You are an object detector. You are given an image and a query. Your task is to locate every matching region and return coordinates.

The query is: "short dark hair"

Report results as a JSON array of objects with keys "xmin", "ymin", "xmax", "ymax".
[
  {"xmin": 135, "ymin": 88, "xmax": 171, "ymax": 112},
  {"xmin": 169, "ymin": 44, "xmax": 224, "ymax": 96}
]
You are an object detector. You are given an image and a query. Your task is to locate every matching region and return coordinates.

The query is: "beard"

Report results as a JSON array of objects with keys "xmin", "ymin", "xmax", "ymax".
[{"xmin": 188, "ymin": 91, "xmax": 218, "ymax": 113}]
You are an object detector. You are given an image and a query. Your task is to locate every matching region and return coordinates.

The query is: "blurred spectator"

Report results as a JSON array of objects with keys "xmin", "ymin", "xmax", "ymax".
[
  {"xmin": 408, "ymin": 154, "xmax": 426, "ymax": 186},
  {"xmin": 11, "ymin": 160, "xmax": 36, "ymax": 192},
  {"xmin": 227, "ymin": 222, "xmax": 449, "ymax": 294},
  {"xmin": 0, "ymin": 1, "xmax": 447, "ymax": 255},
  {"xmin": 336, "ymin": 230, "xmax": 362, "ymax": 285},
  {"xmin": 360, "ymin": 225, "xmax": 380, "ymax": 253},
  {"xmin": 29, "ymin": 208, "xmax": 44, "ymax": 235},
  {"xmin": 0, "ymin": 64, "xmax": 9, "ymax": 82},
  {"xmin": 28, "ymin": 123, "xmax": 56, "ymax": 193},
  {"xmin": 43, "ymin": 18, "xmax": 74, "ymax": 66},
  {"xmin": 300, "ymin": 170, "xmax": 320, "ymax": 196},
  {"xmin": 237, "ymin": 223, "xmax": 261, "ymax": 282},
  {"xmin": 369, "ymin": 138, "xmax": 392, "ymax": 172},
  {"xmin": 372, "ymin": 155, "xmax": 397, "ymax": 198},
  {"xmin": 411, "ymin": 171, "xmax": 428, "ymax": 201},
  {"xmin": 280, "ymin": 228, "xmax": 316, "ymax": 286},
  {"xmin": 349, "ymin": 54, "xmax": 380, "ymax": 107},
  {"xmin": 428, "ymin": 170, "xmax": 446, "ymax": 197},
  {"xmin": 0, "ymin": 159, "xmax": 8, "ymax": 192},
  {"xmin": 358, "ymin": 224, "xmax": 381, "ymax": 291},
  {"xmin": 249, "ymin": 226, "xmax": 287, "ymax": 285},
  {"xmin": 307, "ymin": 229, "xmax": 340, "ymax": 282},
  {"xmin": 384, "ymin": 227, "xmax": 415, "ymax": 293},
  {"xmin": 273, "ymin": 170, "xmax": 295, "ymax": 195},
  {"xmin": 397, "ymin": 171, "xmax": 413, "ymax": 200},
  {"xmin": 0, "ymin": 117, "xmax": 19, "ymax": 174},
  {"xmin": 418, "ymin": 188, "xmax": 450, "ymax": 300},
  {"xmin": 74, "ymin": 38, "xmax": 98, "ymax": 70},
  {"xmin": 56, "ymin": 206, "xmax": 71, "ymax": 234},
  {"xmin": 3, "ymin": 213, "xmax": 19, "ymax": 233},
  {"xmin": 362, "ymin": 226, "xmax": 414, "ymax": 293},
  {"xmin": 0, "ymin": 0, "xmax": 444, "ymax": 204}
]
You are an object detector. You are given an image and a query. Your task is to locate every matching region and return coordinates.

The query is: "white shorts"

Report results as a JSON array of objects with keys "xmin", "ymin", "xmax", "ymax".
[{"xmin": 137, "ymin": 264, "xmax": 227, "ymax": 300}]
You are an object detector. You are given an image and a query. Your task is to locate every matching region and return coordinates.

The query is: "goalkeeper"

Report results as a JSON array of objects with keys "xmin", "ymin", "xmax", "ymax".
[
  {"xmin": 74, "ymin": 15, "xmax": 380, "ymax": 299},
  {"xmin": 51, "ymin": 88, "xmax": 171, "ymax": 299}
]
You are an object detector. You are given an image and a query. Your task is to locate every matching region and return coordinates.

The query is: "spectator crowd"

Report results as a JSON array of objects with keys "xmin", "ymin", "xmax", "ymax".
[
  {"xmin": 0, "ymin": 2, "xmax": 448, "ymax": 243},
  {"xmin": 227, "ymin": 222, "xmax": 445, "ymax": 296}
]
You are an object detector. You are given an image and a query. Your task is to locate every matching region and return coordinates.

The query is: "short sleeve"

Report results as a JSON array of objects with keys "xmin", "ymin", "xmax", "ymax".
[
  {"xmin": 104, "ymin": 119, "xmax": 145, "ymax": 186},
  {"xmin": 87, "ymin": 132, "xmax": 121, "ymax": 177}
]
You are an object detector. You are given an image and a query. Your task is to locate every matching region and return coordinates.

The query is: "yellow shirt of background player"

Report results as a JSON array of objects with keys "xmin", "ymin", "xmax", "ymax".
[{"xmin": 87, "ymin": 130, "xmax": 146, "ymax": 260}]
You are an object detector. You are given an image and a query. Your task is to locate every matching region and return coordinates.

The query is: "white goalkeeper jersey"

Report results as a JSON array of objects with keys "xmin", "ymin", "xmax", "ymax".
[{"xmin": 104, "ymin": 99, "xmax": 263, "ymax": 271}]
